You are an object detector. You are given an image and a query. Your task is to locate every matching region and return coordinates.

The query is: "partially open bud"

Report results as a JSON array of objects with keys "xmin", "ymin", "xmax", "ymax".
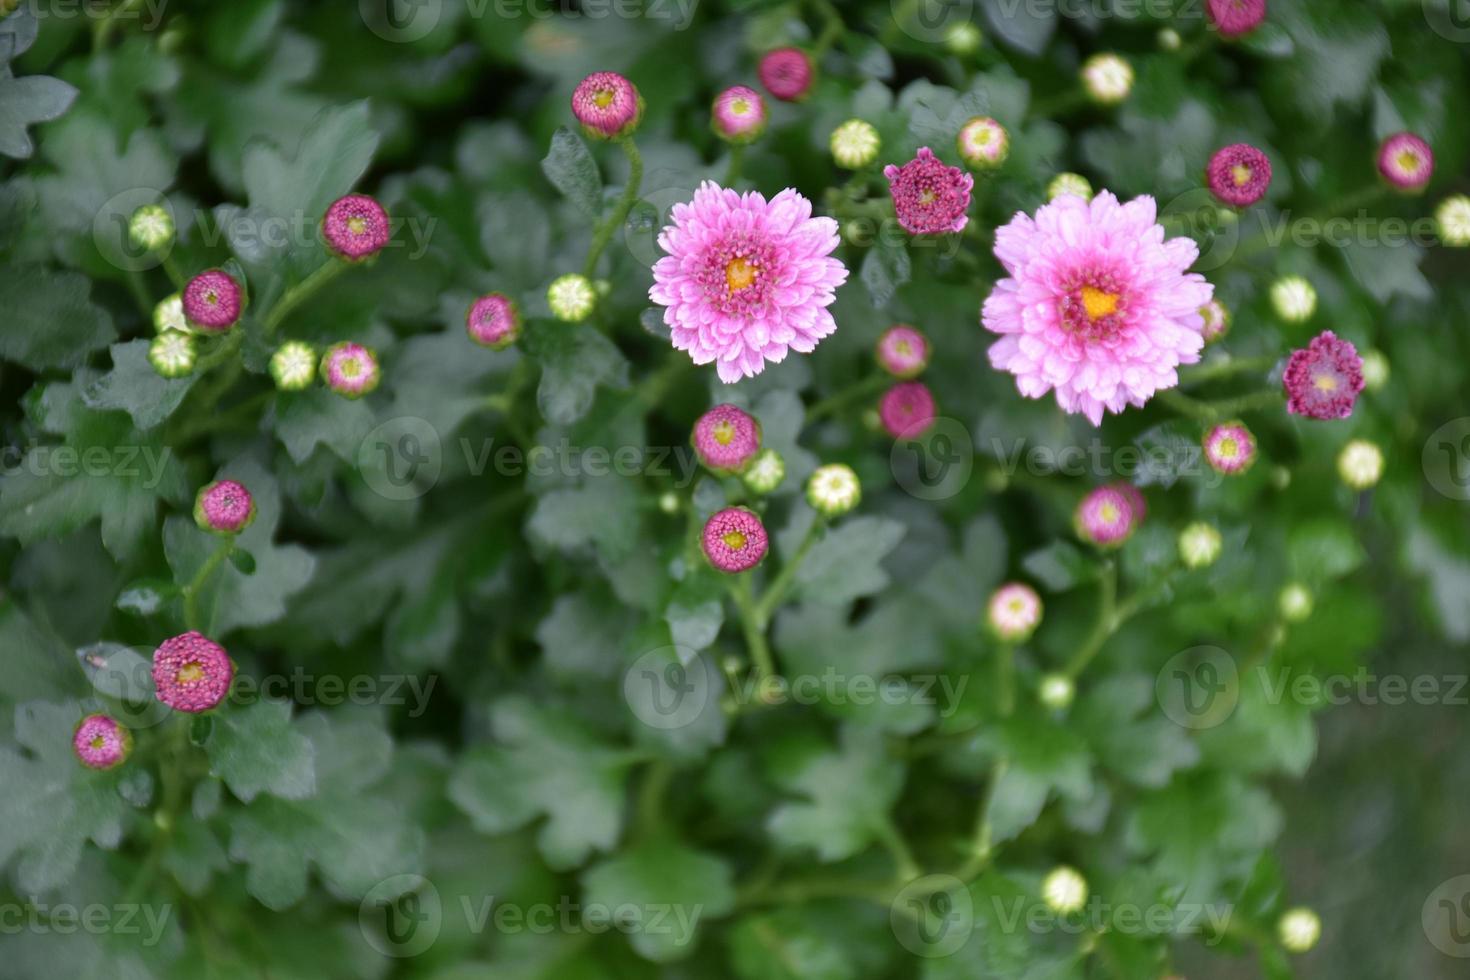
[
  {"xmin": 957, "ymin": 116, "xmax": 1009, "ymax": 170},
  {"xmin": 1178, "ymin": 521, "xmax": 1223, "ymax": 569},
  {"xmin": 1199, "ymin": 299, "xmax": 1229, "ymax": 343},
  {"xmin": 1081, "ymin": 53, "xmax": 1132, "ymax": 105},
  {"xmin": 129, "ymin": 204, "xmax": 174, "ymax": 253},
  {"xmin": 322, "ymin": 193, "xmax": 391, "ymax": 261},
  {"xmin": 742, "ymin": 448, "xmax": 786, "ymax": 495},
  {"xmin": 1038, "ymin": 673, "xmax": 1074, "ymax": 710},
  {"xmin": 466, "ymin": 293, "xmax": 521, "ymax": 350},
  {"xmin": 1047, "ymin": 172, "xmax": 1092, "ymax": 201},
  {"xmin": 194, "ymin": 479, "xmax": 256, "ymax": 535},
  {"xmin": 712, "ymin": 86, "xmax": 767, "ymax": 145},
  {"xmin": 876, "ymin": 324, "xmax": 930, "ymax": 379},
  {"xmin": 152, "ymin": 632, "xmax": 235, "ymax": 714},
  {"xmin": 270, "ymin": 341, "xmax": 317, "ymax": 391},
  {"xmin": 987, "ymin": 582, "xmax": 1042, "ymax": 643},
  {"xmin": 1203, "ymin": 422, "xmax": 1256, "ymax": 475},
  {"xmin": 1277, "ymin": 907, "xmax": 1321, "ymax": 953},
  {"xmin": 879, "ymin": 382, "xmax": 937, "ymax": 439},
  {"xmin": 320, "ymin": 342, "xmax": 380, "ymax": 399},
  {"xmin": 693, "ymin": 404, "xmax": 762, "ymax": 474},
  {"xmin": 73, "ymin": 715, "xmax": 132, "ymax": 771},
  {"xmin": 1075, "ymin": 484, "xmax": 1139, "ymax": 548},
  {"xmin": 702, "ymin": 507, "xmax": 769, "ymax": 573},
  {"xmin": 149, "ymin": 331, "xmax": 196, "ymax": 378},
  {"xmin": 1376, "ymin": 132, "xmax": 1434, "ymax": 192},
  {"xmin": 1270, "ymin": 275, "xmax": 1317, "ymax": 323},
  {"xmin": 571, "ymin": 71, "xmax": 643, "ymax": 140},
  {"xmin": 830, "ymin": 119, "xmax": 881, "ymax": 169},
  {"xmin": 183, "ymin": 269, "xmax": 244, "ymax": 333},
  {"xmin": 1337, "ymin": 439, "xmax": 1384, "ymax": 490},
  {"xmin": 758, "ymin": 47, "xmax": 814, "ymax": 103},
  {"xmin": 1279, "ymin": 583, "xmax": 1314, "ymax": 623},
  {"xmin": 806, "ymin": 463, "xmax": 861, "ymax": 517},
  {"xmin": 548, "ymin": 273, "xmax": 597, "ymax": 322},
  {"xmin": 1041, "ymin": 866, "xmax": 1088, "ymax": 914}
]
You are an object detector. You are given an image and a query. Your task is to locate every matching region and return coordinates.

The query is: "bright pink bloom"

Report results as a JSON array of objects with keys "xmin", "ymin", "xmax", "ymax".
[
  {"xmin": 1110, "ymin": 480, "xmax": 1147, "ymax": 524},
  {"xmin": 1207, "ymin": 144, "xmax": 1271, "ymax": 207},
  {"xmin": 880, "ymin": 381, "xmax": 936, "ymax": 438},
  {"xmin": 1282, "ymin": 331, "xmax": 1364, "ymax": 420},
  {"xmin": 987, "ymin": 583, "xmax": 1042, "ymax": 642},
  {"xmin": 1203, "ymin": 422, "xmax": 1256, "ymax": 474},
  {"xmin": 322, "ymin": 194, "xmax": 390, "ymax": 260},
  {"xmin": 1377, "ymin": 132, "xmax": 1434, "ymax": 191},
  {"xmin": 712, "ymin": 86, "xmax": 767, "ymax": 144},
  {"xmin": 152, "ymin": 632, "xmax": 235, "ymax": 713},
  {"xmin": 693, "ymin": 404, "xmax": 761, "ymax": 472},
  {"xmin": 758, "ymin": 47, "xmax": 813, "ymax": 102},
  {"xmin": 877, "ymin": 324, "xmax": 930, "ymax": 379},
  {"xmin": 982, "ymin": 191, "xmax": 1213, "ymax": 426},
  {"xmin": 73, "ymin": 715, "xmax": 131, "ymax": 770},
  {"xmin": 1206, "ymin": 0, "xmax": 1266, "ymax": 37},
  {"xmin": 320, "ymin": 342, "xmax": 380, "ymax": 398},
  {"xmin": 183, "ymin": 269, "xmax": 243, "ymax": 333},
  {"xmin": 702, "ymin": 507, "xmax": 769, "ymax": 572},
  {"xmin": 466, "ymin": 293, "xmax": 520, "ymax": 349},
  {"xmin": 649, "ymin": 181, "xmax": 847, "ymax": 383},
  {"xmin": 1075, "ymin": 484, "xmax": 1137, "ymax": 547},
  {"xmin": 572, "ymin": 72, "xmax": 643, "ymax": 139},
  {"xmin": 884, "ymin": 147, "xmax": 973, "ymax": 236},
  {"xmin": 194, "ymin": 479, "xmax": 256, "ymax": 534}
]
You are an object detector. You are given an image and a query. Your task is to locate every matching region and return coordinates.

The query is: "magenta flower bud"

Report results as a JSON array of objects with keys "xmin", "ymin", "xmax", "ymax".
[
  {"xmin": 880, "ymin": 381, "xmax": 936, "ymax": 439},
  {"xmin": 987, "ymin": 582, "xmax": 1042, "ymax": 643},
  {"xmin": 1283, "ymin": 330, "xmax": 1365, "ymax": 420},
  {"xmin": 571, "ymin": 71, "xmax": 643, "ymax": 140},
  {"xmin": 712, "ymin": 85, "xmax": 767, "ymax": 144},
  {"xmin": 1377, "ymin": 132, "xmax": 1434, "ymax": 192},
  {"xmin": 876, "ymin": 324, "xmax": 930, "ymax": 379},
  {"xmin": 320, "ymin": 342, "xmax": 381, "ymax": 399},
  {"xmin": 1203, "ymin": 421, "xmax": 1257, "ymax": 474},
  {"xmin": 182, "ymin": 269, "xmax": 244, "ymax": 333},
  {"xmin": 194, "ymin": 479, "xmax": 256, "ymax": 535},
  {"xmin": 758, "ymin": 47, "xmax": 814, "ymax": 102},
  {"xmin": 702, "ymin": 507, "xmax": 769, "ymax": 573},
  {"xmin": 73, "ymin": 714, "xmax": 132, "ymax": 770},
  {"xmin": 466, "ymin": 293, "xmax": 521, "ymax": 349},
  {"xmin": 692, "ymin": 403, "xmax": 762, "ymax": 473},
  {"xmin": 1206, "ymin": 0, "xmax": 1266, "ymax": 38},
  {"xmin": 1206, "ymin": 143, "xmax": 1271, "ymax": 207},
  {"xmin": 884, "ymin": 147, "xmax": 974, "ymax": 236},
  {"xmin": 152, "ymin": 632, "xmax": 235, "ymax": 713},
  {"xmin": 1200, "ymin": 299, "xmax": 1230, "ymax": 343},
  {"xmin": 1076, "ymin": 484, "xmax": 1139, "ymax": 547},
  {"xmin": 322, "ymin": 193, "xmax": 391, "ymax": 261},
  {"xmin": 1111, "ymin": 480, "xmax": 1147, "ymax": 524}
]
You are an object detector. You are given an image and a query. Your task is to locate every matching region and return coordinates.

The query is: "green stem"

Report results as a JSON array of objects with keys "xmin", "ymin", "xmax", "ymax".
[
  {"xmin": 120, "ymin": 717, "xmax": 189, "ymax": 908},
  {"xmin": 634, "ymin": 760, "xmax": 673, "ymax": 840},
  {"xmin": 996, "ymin": 643, "xmax": 1015, "ymax": 718},
  {"xmin": 263, "ymin": 259, "xmax": 349, "ymax": 335},
  {"xmin": 124, "ymin": 269, "xmax": 152, "ymax": 317},
  {"xmin": 1028, "ymin": 89, "xmax": 1088, "ymax": 120},
  {"xmin": 162, "ymin": 253, "xmax": 186, "ymax": 290},
  {"xmin": 582, "ymin": 136, "xmax": 644, "ymax": 278},
  {"xmin": 183, "ymin": 537, "xmax": 235, "ymax": 632},
  {"xmin": 1064, "ymin": 562, "xmax": 1118, "ymax": 679},
  {"xmin": 755, "ymin": 515, "xmax": 825, "ymax": 622},
  {"xmin": 952, "ymin": 759, "xmax": 1006, "ymax": 882},
  {"xmin": 723, "ymin": 144, "xmax": 746, "ymax": 187},
  {"xmin": 93, "ymin": 0, "xmax": 147, "ymax": 49},
  {"xmin": 730, "ymin": 575, "xmax": 778, "ymax": 682},
  {"xmin": 1180, "ymin": 354, "xmax": 1280, "ymax": 387},
  {"xmin": 805, "ymin": 373, "xmax": 890, "ymax": 425},
  {"xmin": 873, "ymin": 816, "xmax": 920, "ymax": 882},
  {"xmin": 810, "ymin": 0, "xmax": 844, "ymax": 56}
]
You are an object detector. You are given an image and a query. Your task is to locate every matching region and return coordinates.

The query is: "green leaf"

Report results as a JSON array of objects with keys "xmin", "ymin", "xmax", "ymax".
[
  {"xmin": 203, "ymin": 699, "xmax": 315, "ymax": 803},
  {"xmin": 541, "ymin": 126, "xmax": 603, "ymax": 217},
  {"xmin": 580, "ymin": 836, "xmax": 735, "ymax": 962},
  {"xmin": 525, "ymin": 475, "xmax": 641, "ymax": 565},
  {"xmin": 766, "ymin": 726, "xmax": 905, "ymax": 862},
  {"xmin": 729, "ymin": 908, "xmax": 859, "ymax": 980},
  {"xmin": 970, "ymin": 715, "xmax": 1094, "ymax": 844},
  {"xmin": 0, "ymin": 73, "xmax": 76, "ymax": 159},
  {"xmin": 1287, "ymin": 520, "xmax": 1364, "ymax": 583},
  {"xmin": 1022, "ymin": 540, "xmax": 1098, "ymax": 592},
  {"xmin": 794, "ymin": 515, "xmax": 907, "ymax": 605},
  {"xmin": 1073, "ymin": 674, "xmax": 1200, "ymax": 788},
  {"xmin": 663, "ymin": 568, "xmax": 726, "ymax": 653},
  {"xmin": 860, "ymin": 236, "xmax": 910, "ymax": 308},
  {"xmin": 273, "ymin": 388, "xmax": 374, "ymax": 463},
  {"xmin": 0, "ymin": 266, "xmax": 116, "ymax": 371},
  {"xmin": 529, "ymin": 325, "xmax": 630, "ymax": 426},
  {"xmin": 82, "ymin": 340, "xmax": 199, "ymax": 431}
]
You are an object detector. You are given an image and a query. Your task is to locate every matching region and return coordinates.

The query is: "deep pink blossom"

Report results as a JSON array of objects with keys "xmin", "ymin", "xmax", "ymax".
[
  {"xmin": 880, "ymin": 381, "xmax": 936, "ymax": 439},
  {"xmin": 1207, "ymin": 144, "xmax": 1271, "ymax": 207},
  {"xmin": 322, "ymin": 194, "xmax": 390, "ymax": 260},
  {"xmin": 884, "ymin": 147, "xmax": 973, "ymax": 235},
  {"xmin": 1283, "ymin": 331, "xmax": 1364, "ymax": 420},
  {"xmin": 758, "ymin": 48, "xmax": 813, "ymax": 102},
  {"xmin": 702, "ymin": 508, "xmax": 768, "ymax": 572},
  {"xmin": 153, "ymin": 632, "xmax": 234, "ymax": 713},
  {"xmin": 1207, "ymin": 0, "xmax": 1266, "ymax": 37}
]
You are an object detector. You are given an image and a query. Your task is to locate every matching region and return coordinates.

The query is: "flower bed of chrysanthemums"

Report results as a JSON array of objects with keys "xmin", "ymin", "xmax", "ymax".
[{"xmin": 1, "ymin": 0, "xmax": 1468, "ymax": 977}]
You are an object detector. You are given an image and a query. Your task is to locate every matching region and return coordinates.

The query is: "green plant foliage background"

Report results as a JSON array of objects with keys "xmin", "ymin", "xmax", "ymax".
[{"xmin": 0, "ymin": 0, "xmax": 1468, "ymax": 978}]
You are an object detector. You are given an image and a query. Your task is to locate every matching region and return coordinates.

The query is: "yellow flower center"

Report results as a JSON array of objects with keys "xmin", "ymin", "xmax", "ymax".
[
  {"xmin": 1081, "ymin": 286, "xmax": 1120, "ymax": 320},
  {"xmin": 1313, "ymin": 372, "xmax": 1338, "ymax": 392},
  {"xmin": 177, "ymin": 662, "xmax": 205, "ymax": 685},
  {"xmin": 731, "ymin": 98, "xmax": 751, "ymax": 116},
  {"xmin": 1397, "ymin": 150, "xmax": 1420, "ymax": 172},
  {"xmin": 341, "ymin": 359, "xmax": 361, "ymax": 378},
  {"xmin": 594, "ymin": 88, "xmax": 616, "ymax": 109},
  {"xmin": 91, "ymin": 736, "xmax": 107, "ymax": 750},
  {"xmin": 712, "ymin": 420, "xmax": 735, "ymax": 445},
  {"xmin": 726, "ymin": 256, "xmax": 758, "ymax": 292},
  {"xmin": 1217, "ymin": 437, "xmax": 1239, "ymax": 458},
  {"xmin": 919, "ymin": 188, "xmax": 937, "ymax": 205},
  {"xmin": 1099, "ymin": 502, "xmax": 1120, "ymax": 523},
  {"xmin": 1231, "ymin": 163, "xmax": 1252, "ymax": 186},
  {"xmin": 722, "ymin": 530, "xmax": 747, "ymax": 550},
  {"xmin": 348, "ymin": 215, "xmax": 367, "ymax": 236}
]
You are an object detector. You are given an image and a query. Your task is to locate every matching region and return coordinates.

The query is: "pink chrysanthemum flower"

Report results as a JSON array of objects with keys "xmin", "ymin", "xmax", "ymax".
[
  {"xmin": 649, "ymin": 181, "xmax": 847, "ymax": 383},
  {"xmin": 1206, "ymin": 0, "xmax": 1266, "ymax": 37},
  {"xmin": 712, "ymin": 86, "xmax": 767, "ymax": 144},
  {"xmin": 758, "ymin": 47, "xmax": 814, "ymax": 102},
  {"xmin": 73, "ymin": 714, "xmax": 131, "ymax": 770},
  {"xmin": 884, "ymin": 147, "xmax": 973, "ymax": 236},
  {"xmin": 987, "ymin": 583, "xmax": 1042, "ymax": 643},
  {"xmin": 466, "ymin": 293, "xmax": 521, "ymax": 350},
  {"xmin": 183, "ymin": 269, "xmax": 243, "ymax": 333},
  {"xmin": 152, "ymin": 632, "xmax": 235, "ymax": 713},
  {"xmin": 876, "ymin": 324, "xmax": 930, "ymax": 379},
  {"xmin": 880, "ymin": 381, "xmax": 936, "ymax": 439},
  {"xmin": 194, "ymin": 479, "xmax": 256, "ymax": 535},
  {"xmin": 1207, "ymin": 143, "xmax": 1271, "ymax": 207},
  {"xmin": 572, "ymin": 71, "xmax": 643, "ymax": 139},
  {"xmin": 693, "ymin": 404, "xmax": 762, "ymax": 473},
  {"xmin": 1377, "ymin": 132, "xmax": 1434, "ymax": 191},
  {"xmin": 1075, "ymin": 484, "xmax": 1138, "ymax": 547},
  {"xmin": 1282, "ymin": 331, "xmax": 1364, "ymax": 420},
  {"xmin": 982, "ymin": 191, "xmax": 1213, "ymax": 426},
  {"xmin": 320, "ymin": 342, "xmax": 381, "ymax": 398},
  {"xmin": 1203, "ymin": 422, "xmax": 1257, "ymax": 474},
  {"xmin": 702, "ymin": 507, "xmax": 769, "ymax": 573},
  {"xmin": 322, "ymin": 194, "xmax": 390, "ymax": 261}
]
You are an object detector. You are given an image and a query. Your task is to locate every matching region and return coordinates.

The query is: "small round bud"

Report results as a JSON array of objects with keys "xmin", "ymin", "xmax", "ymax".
[
  {"xmin": 943, "ymin": 22, "xmax": 982, "ymax": 54},
  {"xmin": 1278, "ymin": 583, "xmax": 1313, "ymax": 623},
  {"xmin": 876, "ymin": 324, "xmax": 930, "ymax": 379},
  {"xmin": 153, "ymin": 293, "xmax": 189, "ymax": 334},
  {"xmin": 1158, "ymin": 27, "xmax": 1182, "ymax": 50},
  {"xmin": 1206, "ymin": 0, "xmax": 1266, "ymax": 38},
  {"xmin": 830, "ymin": 119, "xmax": 881, "ymax": 169},
  {"xmin": 758, "ymin": 47, "xmax": 814, "ymax": 103},
  {"xmin": 1277, "ymin": 907, "xmax": 1321, "ymax": 954},
  {"xmin": 194, "ymin": 479, "xmax": 256, "ymax": 535},
  {"xmin": 73, "ymin": 715, "xmax": 132, "ymax": 770},
  {"xmin": 1203, "ymin": 422, "xmax": 1256, "ymax": 475},
  {"xmin": 657, "ymin": 491, "xmax": 681, "ymax": 514},
  {"xmin": 1199, "ymin": 299, "xmax": 1229, "ymax": 343},
  {"xmin": 1269, "ymin": 275, "xmax": 1317, "ymax": 323},
  {"xmin": 1038, "ymin": 673, "xmax": 1074, "ymax": 710},
  {"xmin": 1080, "ymin": 53, "xmax": 1132, "ymax": 105},
  {"xmin": 270, "ymin": 341, "xmax": 317, "ymax": 391},
  {"xmin": 1047, "ymin": 172, "xmax": 1092, "ymax": 201},
  {"xmin": 702, "ymin": 507, "xmax": 769, "ymax": 573},
  {"xmin": 987, "ymin": 582, "xmax": 1042, "ymax": 643},
  {"xmin": 547, "ymin": 273, "xmax": 597, "ymax": 322},
  {"xmin": 1178, "ymin": 521, "xmax": 1223, "ymax": 569},
  {"xmin": 692, "ymin": 404, "xmax": 762, "ymax": 474},
  {"xmin": 182, "ymin": 269, "xmax": 244, "ymax": 333},
  {"xmin": 149, "ymin": 331, "xmax": 196, "ymax": 378},
  {"xmin": 742, "ymin": 448, "xmax": 786, "ymax": 495},
  {"xmin": 467, "ymin": 293, "xmax": 521, "ymax": 349},
  {"xmin": 879, "ymin": 382, "xmax": 936, "ymax": 439},
  {"xmin": 806, "ymin": 463, "xmax": 861, "ymax": 517},
  {"xmin": 1206, "ymin": 143, "xmax": 1272, "ymax": 208},
  {"xmin": 1376, "ymin": 132, "xmax": 1434, "ymax": 192},
  {"xmin": 1075, "ymin": 484, "xmax": 1139, "ymax": 548},
  {"xmin": 1436, "ymin": 195, "xmax": 1470, "ymax": 246},
  {"xmin": 571, "ymin": 71, "xmax": 643, "ymax": 140},
  {"xmin": 1358, "ymin": 349, "xmax": 1388, "ymax": 390},
  {"xmin": 957, "ymin": 116, "xmax": 1009, "ymax": 169},
  {"xmin": 712, "ymin": 86, "xmax": 767, "ymax": 145},
  {"xmin": 152, "ymin": 632, "xmax": 234, "ymax": 714},
  {"xmin": 322, "ymin": 194, "xmax": 390, "ymax": 261},
  {"xmin": 1337, "ymin": 439, "xmax": 1384, "ymax": 490},
  {"xmin": 128, "ymin": 204, "xmax": 174, "ymax": 253},
  {"xmin": 320, "ymin": 342, "xmax": 380, "ymax": 399},
  {"xmin": 1041, "ymin": 866, "xmax": 1088, "ymax": 914}
]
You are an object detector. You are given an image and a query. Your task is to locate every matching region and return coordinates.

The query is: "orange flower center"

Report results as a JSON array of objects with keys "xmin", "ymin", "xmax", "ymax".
[
  {"xmin": 725, "ymin": 256, "xmax": 758, "ymax": 293},
  {"xmin": 1230, "ymin": 164, "xmax": 1252, "ymax": 186},
  {"xmin": 593, "ymin": 88, "xmax": 616, "ymax": 109},
  {"xmin": 348, "ymin": 215, "xmax": 367, "ymax": 235},
  {"xmin": 712, "ymin": 420, "xmax": 736, "ymax": 445},
  {"xmin": 177, "ymin": 662, "xmax": 205, "ymax": 685},
  {"xmin": 1081, "ymin": 286, "xmax": 1120, "ymax": 321}
]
